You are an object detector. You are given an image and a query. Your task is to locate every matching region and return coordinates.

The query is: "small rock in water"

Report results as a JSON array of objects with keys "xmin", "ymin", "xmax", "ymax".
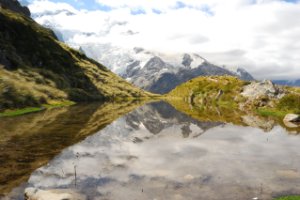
[
  {"xmin": 25, "ymin": 187, "xmax": 86, "ymax": 200},
  {"xmin": 283, "ymin": 114, "xmax": 300, "ymax": 122},
  {"xmin": 283, "ymin": 114, "xmax": 300, "ymax": 128}
]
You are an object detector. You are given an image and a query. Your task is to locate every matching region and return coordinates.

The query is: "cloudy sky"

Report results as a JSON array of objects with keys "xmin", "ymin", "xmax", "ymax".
[{"xmin": 26, "ymin": 0, "xmax": 300, "ymax": 80}]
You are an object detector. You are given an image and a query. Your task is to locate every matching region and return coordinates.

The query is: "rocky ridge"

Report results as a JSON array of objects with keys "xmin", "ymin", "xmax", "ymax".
[{"xmin": 0, "ymin": 0, "xmax": 30, "ymax": 16}]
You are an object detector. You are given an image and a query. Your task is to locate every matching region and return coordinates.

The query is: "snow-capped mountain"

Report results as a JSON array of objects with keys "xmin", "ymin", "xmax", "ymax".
[
  {"xmin": 28, "ymin": 5, "xmax": 254, "ymax": 94},
  {"xmin": 79, "ymin": 44, "xmax": 254, "ymax": 94}
]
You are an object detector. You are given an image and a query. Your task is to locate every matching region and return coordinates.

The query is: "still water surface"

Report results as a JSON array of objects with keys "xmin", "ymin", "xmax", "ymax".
[{"xmin": 1, "ymin": 101, "xmax": 300, "ymax": 200}]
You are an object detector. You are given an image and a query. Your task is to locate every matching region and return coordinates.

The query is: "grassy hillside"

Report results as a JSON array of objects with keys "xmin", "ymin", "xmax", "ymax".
[
  {"xmin": 0, "ymin": 8, "xmax": 152, "ymax": 112},
  {"xmin": 168, "ymin": 76, "xmax": 247, "ymax": 108}
]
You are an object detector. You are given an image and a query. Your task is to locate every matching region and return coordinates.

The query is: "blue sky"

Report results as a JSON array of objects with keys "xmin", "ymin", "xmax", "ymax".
[
  {"xmin": 26, "ymin": 0, "xmax": 299, "ymax": 11},
  {"xmin": 25, "ymin": 0, "xmax": 107, "ymax": 10}
]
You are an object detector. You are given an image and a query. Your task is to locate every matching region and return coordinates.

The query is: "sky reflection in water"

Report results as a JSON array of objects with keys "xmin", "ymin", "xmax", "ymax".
[{"xmin": 19, "ymin": 102, "xmax": 300, "ymax": 200}]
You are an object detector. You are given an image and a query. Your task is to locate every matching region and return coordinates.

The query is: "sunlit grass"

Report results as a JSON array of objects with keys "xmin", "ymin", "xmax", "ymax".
[
  {"xmin": 0, "ymin": 107, "xmax": 44, "ymax": 117},
  {"xmin": 256, "ymin": 108, "xmax": 288, "ymax": 118},
  {"xmin": 275, "ymin": 196, "xmax": 300, "ymax": 200},
  {"xmin": 0, "ymin": 100, "xmax": 76, "ymax": 118}
]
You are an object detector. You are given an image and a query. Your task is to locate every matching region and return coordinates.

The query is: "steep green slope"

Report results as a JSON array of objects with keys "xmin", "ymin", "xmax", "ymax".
[{"xmin": 0, "ymin": 8, "xmax": 151, "ymax": 111}]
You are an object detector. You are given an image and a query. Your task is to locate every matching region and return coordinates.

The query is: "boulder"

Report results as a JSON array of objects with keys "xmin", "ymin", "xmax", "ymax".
[
  {"xmin": 283, "ymin": 121, "xmax": 300, "ymax": 128},
  {"xmin": 283, "ymin": 114, "xmax": 300, "ymax": 123},
  {"xmin": 25, "ymin": 188, "xmax": 86, "ymax": 200},
  {"xmin": 241, "ymin": 80, "xmax": 284, "ymax": 100}
]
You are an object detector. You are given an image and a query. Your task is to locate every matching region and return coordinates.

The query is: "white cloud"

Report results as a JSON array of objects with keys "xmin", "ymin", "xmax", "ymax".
[{"xmin": 29, "ymin": 0, "xmax": 300, "ymax": 80}]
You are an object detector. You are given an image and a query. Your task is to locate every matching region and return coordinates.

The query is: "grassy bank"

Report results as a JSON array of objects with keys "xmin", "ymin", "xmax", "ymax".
[{"xmin": 0, "ymin": 100, "xmax": 75, "ymax": 117}]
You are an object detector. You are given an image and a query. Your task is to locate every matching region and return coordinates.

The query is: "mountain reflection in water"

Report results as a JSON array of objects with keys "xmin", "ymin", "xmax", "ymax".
[{"xmin": 3, "ymin": 101, "xmax": 300, "ymax": 200}]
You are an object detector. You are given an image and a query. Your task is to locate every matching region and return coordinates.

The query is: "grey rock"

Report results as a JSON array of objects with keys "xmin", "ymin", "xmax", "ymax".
[
  {"xmin": 283, "ymin": 121, "xmax": 300, "ymax": 128},
  {"xmin": 283, "ymin": 114, "xmax": 300, "ymax": 123},
  {"xmin": 241, "ymin": 80, "xmax": 284, "ymax": 100}
]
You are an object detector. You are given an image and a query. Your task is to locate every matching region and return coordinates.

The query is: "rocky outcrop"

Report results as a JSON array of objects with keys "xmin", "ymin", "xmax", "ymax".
[
  {"xmin": 0, "ymin": 0, "xmax": 30, "ymax": 17},
  {"xmin": 25, "ymin": 188, "xmax": 86, "ymax": 200},
  {"xmin": 241, "ymin": 80, "xmax": 284, "ymax": 100}
]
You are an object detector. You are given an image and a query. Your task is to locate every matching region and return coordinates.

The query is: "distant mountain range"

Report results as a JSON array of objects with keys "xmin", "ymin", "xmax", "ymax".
[
  {"xmin": 29, "ymin": 9, "xmax": 254, "ymax": 94},
  {"xmin": 70, "ymin": 43, "xmax": 255, "ymax": 94},
  {"xmin": 272, "ymin": 80, "xmax": 300, "ymax": 87},
  {"xmin": 77, "ymin": 44, "xmax": 255, "ymax": 94}
]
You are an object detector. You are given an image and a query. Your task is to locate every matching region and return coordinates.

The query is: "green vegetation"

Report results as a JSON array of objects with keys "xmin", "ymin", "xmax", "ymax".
[
  {"xmin": 0, "ymin": 107, "xmax": 44, "ymax": 117},
  {"xmin": 256, "ymin": 108, "xmax": 288, "ymax": 118},
  {"xmin": 168, "ymin": 76, "xmax": 247, "ymax": 109},
  {"xmin": 167, "ymin": 75, "xmax": 300, "ymax": 119},
  {"xmin": 275, "ymin": 196, "xmax": 300, "ymax": 200},
  {"xmin": 0, "ymin": 8, "xmax": 154, "ymax": 112},
  {"xmin": 43, "ymin": 100, "xmax": 75, "ymax": 108},
  {"xmin": 0, "ymin": 100, "xmax": 75, "ymax": 117},
  {"xmin": 277, "ymin": 94, "xmax": 300, "ymax": 114}
]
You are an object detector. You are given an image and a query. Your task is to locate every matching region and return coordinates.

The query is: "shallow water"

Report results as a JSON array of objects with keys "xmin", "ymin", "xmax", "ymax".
[{"xmin": 1, "ymin": 101, "xmax": 300, "ymax": 200}]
